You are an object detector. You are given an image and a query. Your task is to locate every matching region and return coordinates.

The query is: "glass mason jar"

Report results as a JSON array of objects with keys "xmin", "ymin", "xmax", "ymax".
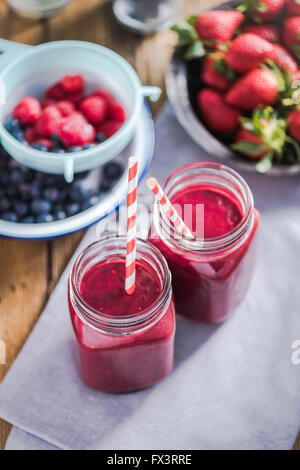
[
  {"xmin": 68, "ymin": 235, "xmax": 175, "ymax": 393},
  {"xmin": 113, "ymin": 0, "xmax": 182, "ymax": 34},
  {"xmin": 149, "ymin": 163, "xmax": 260, "ymax": 324}
]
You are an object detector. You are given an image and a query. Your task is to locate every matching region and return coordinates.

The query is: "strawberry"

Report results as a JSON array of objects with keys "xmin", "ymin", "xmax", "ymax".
[
  {"xmin": 225, "ymin": 33, "xmax": 274, "ymax": 73},
  {"xmin": 201, "ymin": 52, "xmax": 235, "ymax": 91},
  {"xmin": 288, "ymin": 110, "xmax": 300, "ymax": 143},
  {"xmin": 80, "ymin": 96, "xmax": 107, "ymax": 125},
  {"xmin": 194, "ymin": 11, "xmax": 244, "ymax": 44},
  {"xmin": 238, "ymin": 0, "xmax": 285, "ymax": 23},
  {"xmin": 233, "ymin": 128, "xmax": 269, "ymax": 159},
  {"xmin": 96, "ymin": 120, "xmax": 123, "ymax": 139},
  {"xmin": 35, "ymin": 106, "xmax": 62, "ymax": 138},
  {"xmin": 232, "ymin": 107, "xmax": 287, "ymax": 172},
  {"xmin": 197, "ymin": 88, "xmax": 241, "ymax": 134},
  {"xmin": 226, "ymin": 68, "xmax": 279, "ymax": 110},
  {"xmin": 13, "ymin": 97, "xmax": 42, "ymax": 126},
  {"xmin": 61, "ymin": 75, "xmax": 85, "ymax": 95},
  {"xmin": 58, "ymin": 113, "xmax": 95, "ymax": 147},
  {"xmin": 269, "ymin": 44, "xmax": 298, "ymax": 73},
  {"xmin": 171, "ymin": 11, "xmax": 244, "ymax": 60},
  {"xmin": 282, "ymin": 17, "xmax": 300, "ymax": 59},
  {"xmin": 286, "ymin": 0, "xmax": 300, "ymax": 16},
  {"xmin": 55, "ymin": 100, "xmax": 75, "ymax": 117},
  {"xmin": 241, "ymin": 23, "xmax": 279, "ymax": 42}
]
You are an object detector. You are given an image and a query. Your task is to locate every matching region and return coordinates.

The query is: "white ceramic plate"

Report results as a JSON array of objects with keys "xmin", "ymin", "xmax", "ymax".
[{"xmin": 0, "ymin": 102, "xmax": 154, "ymax": 240}]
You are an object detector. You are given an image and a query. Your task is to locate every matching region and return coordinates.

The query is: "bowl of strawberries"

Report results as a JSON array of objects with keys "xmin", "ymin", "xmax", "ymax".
[{"xmin": 167, "ymin": 0, "xmax": 300, "ymax": 175}]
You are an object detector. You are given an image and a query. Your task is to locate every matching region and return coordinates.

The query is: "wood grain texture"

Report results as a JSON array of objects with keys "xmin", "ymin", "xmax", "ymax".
[{"xmin": 0, "ymin": 0, "xmax": 299, "ymax": 450}]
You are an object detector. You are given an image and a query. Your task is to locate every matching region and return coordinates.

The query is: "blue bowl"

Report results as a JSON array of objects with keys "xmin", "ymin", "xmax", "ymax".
[{"xmin": 0, "ymin": 39, "xmax": 161, "ymax": 182}]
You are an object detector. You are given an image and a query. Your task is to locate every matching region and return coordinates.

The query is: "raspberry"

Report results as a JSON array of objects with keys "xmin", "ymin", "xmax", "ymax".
[
  {"xmin": 42, "ymin": 98, "xmax": 56, "ymax": 108},
  {"xmin": 58, "ymin": 113, "xmax": 95, "ymax": 147},
  {"xmin": 55, "ymin": 100, "xmax": 75, "ymax": 117},
  {"xmin": 36, "ymin": 106, "xmax": 62, "ymax": 138},
  {"xmin": 96, "ymin": 120, "xmax": 122, "ymax": 139},
  {"xmin": 61, "ymin": 75, "xmax": 85, "ymax": 95},
  {"xmin": 13, "ymin": 97, "xmax": 42, "ymax": 126},
  {"xmin": 107, "ymin": 99, "xmax": 126, "ymax": 123},
  {"xmin": 25, "ymin": 126, "xmax": 38, "ymax": 144},
  {"xmin": 80, "ymin": 96, "xmax": 107, "ymax": 125},
  {"xmin": 93, "ymin": 88, "xmax": 114, "ymax": 102},
  {"xmin": 44, "ymin": 82, "xmax": 65, "ymax": 101}
]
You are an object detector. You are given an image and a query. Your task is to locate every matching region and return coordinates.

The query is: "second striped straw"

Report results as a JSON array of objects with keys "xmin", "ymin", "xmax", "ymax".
[{"xmin": 147, "ymin": 177, "xmax": 194, "ymax": 240}]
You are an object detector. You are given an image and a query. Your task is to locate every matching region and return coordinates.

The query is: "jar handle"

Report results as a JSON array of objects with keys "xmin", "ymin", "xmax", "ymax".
[
  {"xmin": 63, "ymin": 156, "xmax": 74, "ymax": 183},
  {"xmin": 141, "ymin": 86, "xmax": 161, "ymax": 102}
]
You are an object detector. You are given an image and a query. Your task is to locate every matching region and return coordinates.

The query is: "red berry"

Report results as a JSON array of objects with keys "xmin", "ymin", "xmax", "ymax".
[
  {"xmin": 13, "ymin": 97, "xmax": 42, "ymax": 126},
  {"xmin": 282, "ymin": 17, "xmax": 300, "ymax": 60},
  {"xmin": 197, "ymin": 89, "xmax": 241, "ymax": 134},
  {"xmin": 58, "ymin": 113, "xmax": 96, "ymax": 147},
  {"xmin": 225, "ymin": 33, "xmax": 274, "ymax": 73},
  {"xmin": 241, "ymin": 23, "xmax": 279, "ymax": 43},
  {"xmin": 96, "ymin": 120, "xmax": 123, "ymax": 138},
  {"xmin": 25, "ymin": 127, "xmax": 38, "ymax": 144},
  {"xmin": 288, "ymin": 111, "xmax": 300, "ymax": 143},
  {"xmin": 234, "ymin": 129, "xmax": 268, "ymax": 160},
  {"xmin": 270, "ymin": 44, "xmax": 298, "ymax": 74},
  {"xmin": 93, "ymin": 89, "xmax": 114, "ymax": 102},
  {"xmin": 226, "ymin": 68, "xmax": 279, "ymax": 111},
  {"xmin": 195, "ymin": 11, "xmax": 244, "ymax": 46},
  {"xmin": 44, "ymin": 82, "xmax": 65, "ymax": 101},
  {"xmin": 61, "ymin": 75, "xmax": 85, "ymax": 95},
  {"xmin": 287, "ymin": 0, "xmax": 300, "ymax": 16},
  {"xmin": 55, "ymin": 100, "xmax": 75, "ymax": 117},
  {"xmin": 107, "ymin": 100, "xmax": 126, "ymax": 123},
  {"xmin": 201, "ymin": 52, "xmax": 232, "ymax": 91},
  {"xmin": 246, "ymin": 0, "xmax": 285, "ymax": 22},
  {"xmin": 80, "ymin": 96, "xmax": 107, "ymax": 125},
  {"xmin": 35, "ymin": 106, "xmax": 62, "ymax": 138}
]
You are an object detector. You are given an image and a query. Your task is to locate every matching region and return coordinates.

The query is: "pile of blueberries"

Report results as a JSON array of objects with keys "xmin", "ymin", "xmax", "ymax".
[{"xmin": 0, "ymin": 146, "xmax": 124, "ymax": 223}]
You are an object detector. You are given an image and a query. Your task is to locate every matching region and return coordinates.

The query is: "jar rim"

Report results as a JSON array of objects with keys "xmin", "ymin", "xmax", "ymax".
[
  {"xmin": 69, "ymin": 234, "xmax": 172, "ymax": 333},
  {"xmin": 155, "ymin": 162, "xmax": 254, "ymax": 255}
]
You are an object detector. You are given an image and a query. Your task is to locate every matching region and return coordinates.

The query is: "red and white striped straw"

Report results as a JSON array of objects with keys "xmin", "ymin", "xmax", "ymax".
[
  {"xmin": 147, "ymin": 177, "xmax": 194, "ymax": 240},
  {"xmin": 125, "ymin": 156, "xmax": 139, "ymax": 295}
]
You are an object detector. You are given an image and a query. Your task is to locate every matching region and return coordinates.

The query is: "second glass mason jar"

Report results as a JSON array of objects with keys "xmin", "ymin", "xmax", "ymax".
[
  {"xmin": 68, "ymin": 235, "xmax": 175, "ymax": 393},
  {"xmin": 149, "ymin": 163, "xmax": 260, "ymax": 324}
]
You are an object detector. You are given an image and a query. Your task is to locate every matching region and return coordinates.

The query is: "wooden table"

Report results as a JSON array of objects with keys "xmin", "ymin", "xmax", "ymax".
[{"xmin": 0, "ymin": 0, "xmax": 299, "ymax": 450}]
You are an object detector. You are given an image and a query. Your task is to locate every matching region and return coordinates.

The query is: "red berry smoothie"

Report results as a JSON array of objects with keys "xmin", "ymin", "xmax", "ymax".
[
  {"xmin": 69, "ymin": 237, "xmax": 175, "ymax": 393},
  {"xmin": 149, "ymin": 163, "xmax": 260, "ymax": 323}
]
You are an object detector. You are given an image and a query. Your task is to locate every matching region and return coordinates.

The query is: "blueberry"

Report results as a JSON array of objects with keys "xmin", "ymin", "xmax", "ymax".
[
  {"xmin": 95, "ymin": 133, "xmax": 106, "ymax": 143},
  {"xmin": 43, "ymin": 187, "xmax": 59, "ymax": 202},
  {"xmin": 36, "ymin": 214, "xmax": 54, "ymax": 223},
  {"xmin": 82, "ymin": 144, "xmax": 91, "ymax": 150},
  {"xmin": 52, "ymin": 147, "xmax": 65, "ymax": 154},
  {"xmin": 19, "ymin": 184, "xmax": 32, "ymax": 201},
  {"xmin": 9, "ymin": 168, "xmax": 25, "ymax": 185},
  {"xmin": 69, "ymin": 146, "xmax": 82, "ymax": 152},
  {"xmin": 22, "ymin": 215, "xmax": 35, "ymax": 224},
  {"xmin": 0, "ymin": 198, "xmax": 10, "ymax": 212},
  {"xmin": 53, "ymin": 210, "xmax": 67, "ymax": 221},
  {"xmin": 29, "ymin": 182, "xmax": 42, "ymax": 199},
  {"xmin": 66, "ymin": 203, "xmax": 80, "ymax": 216},
  {"xmin": 81, "ymin": 195, "xmax": 99, "ymax": 211},
  {"xmin": 12, "ymin": 130, "xmax": 26, "ymax": 144},
  {"xmin": 69, "ymin": 186, "xmax": 89, "ymax": 203},
  {"xmin": 74, "ymin": 170, "xmax": 90, "ymax": 181},
  {"xmin": 31, "ymin": 199, "xmax": 51, "ymax": 215},
  {"xmin": 31, "ymin": 143, "xmax": 48, "ymax": 152},
  {"xmin": 100, "ymin": 179, "xmax": 113, "ymax": 192},
  {"xmin": 5, "ymin": 186, "xmax": 18, "ymax": 198},
  {"xmin": 2, "ymin": 212, "xmax": 18, "ymax": 222},
  {"xmin": 14, "ymin": 201, "xmax": 28, "ymax": 217},
  {"xmin": 4, "ymin": 117, "xmax": 20, "ymax": 133},
  {"xmin": 50, "ymin": 133, "xmax": 60, "ymax": 146},
  {"xmin": 103, "ymin": 162, "xmax": 123, "ymax": 181}
]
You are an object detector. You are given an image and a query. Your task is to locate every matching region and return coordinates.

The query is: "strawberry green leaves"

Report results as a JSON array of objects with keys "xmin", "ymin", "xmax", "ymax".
[{"xmin": 170, "ymin": 20, "xmax": 206, "ymax": 60}]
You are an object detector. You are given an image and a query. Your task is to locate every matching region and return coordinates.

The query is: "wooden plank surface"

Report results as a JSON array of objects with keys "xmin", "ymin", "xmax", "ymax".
[{"xmin": 0, "ymin": 0, "xmax": 299, "ymax": 451}]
